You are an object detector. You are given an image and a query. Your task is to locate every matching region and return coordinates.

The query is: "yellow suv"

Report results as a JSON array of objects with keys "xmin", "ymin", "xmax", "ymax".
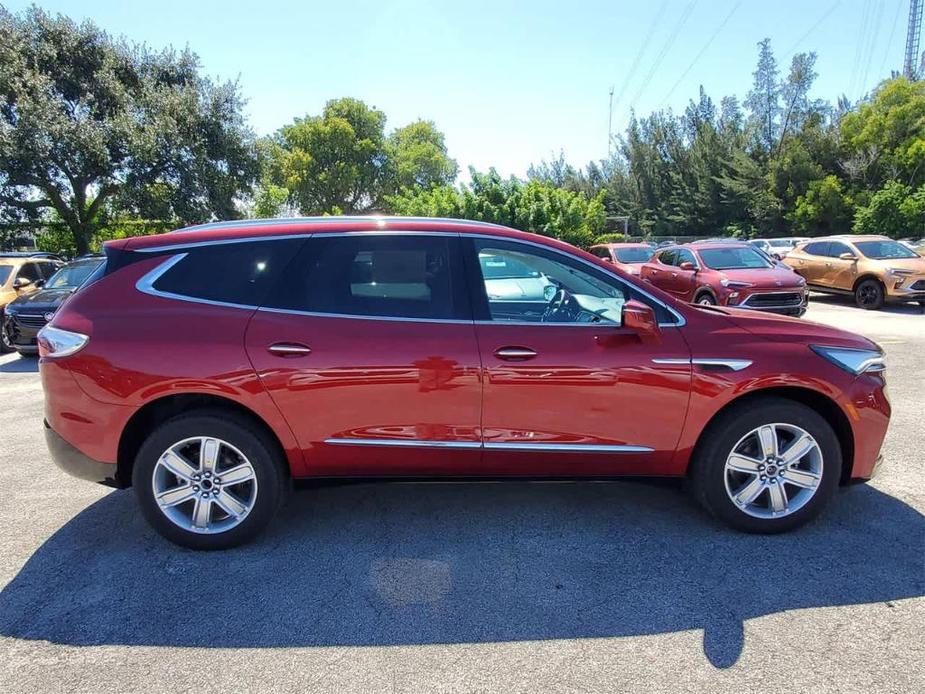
[
  {"xmin": 784, "ymin": 235, "xmax": 925, "ymax": 310},
  {"xmin": 1, "ymin": 254, "xmax": 63, "ymax": 351}
]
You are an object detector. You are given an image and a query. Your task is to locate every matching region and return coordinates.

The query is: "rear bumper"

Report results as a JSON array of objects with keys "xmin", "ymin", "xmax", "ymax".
[{"xmin": 44, "ymin": 420, "xmax": 123, "ymax": 488}]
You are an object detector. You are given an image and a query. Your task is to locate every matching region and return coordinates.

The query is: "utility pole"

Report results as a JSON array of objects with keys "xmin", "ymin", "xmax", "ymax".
[
  {"xmin": 607, "ymin": 85, "xmax": 614, "ymax": 157},
  {"xmin": 904, "ymin": 0, "xmax": 923, "ymax": 79}
]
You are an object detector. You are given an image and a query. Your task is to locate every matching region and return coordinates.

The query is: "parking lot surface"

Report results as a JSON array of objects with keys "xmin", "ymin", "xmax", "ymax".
[{"xmin": 0, "ymin": 295, "xmax": 922, "ymax": 693}]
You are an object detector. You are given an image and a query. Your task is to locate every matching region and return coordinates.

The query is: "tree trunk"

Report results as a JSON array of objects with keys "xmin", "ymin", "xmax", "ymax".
[{"xmin": 72, "ymin": 223, "xmax": 93, "ymax": 256}]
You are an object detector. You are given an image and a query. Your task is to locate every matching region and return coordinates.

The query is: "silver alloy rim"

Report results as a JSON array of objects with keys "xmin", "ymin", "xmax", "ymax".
[
  {"xmin": 723, "ymin": 423, "xmax": 823, "ymax": 519},
  {"xmin": 698, "ymin": 296, "xmax": 714, "ymax": 305},
  {"xmin": 152, "ymin": 436, "xmax": 258, "ymax": 534}
]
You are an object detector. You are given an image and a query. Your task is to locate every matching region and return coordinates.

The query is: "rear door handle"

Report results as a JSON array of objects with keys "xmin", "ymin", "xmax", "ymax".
[
  {"xmin": 268, "ymin": 342, "xmax": 312, "ymax": 357},
  {"xmin": 494, "ymin": 346, "xmax": 537, "ymax": 361}
]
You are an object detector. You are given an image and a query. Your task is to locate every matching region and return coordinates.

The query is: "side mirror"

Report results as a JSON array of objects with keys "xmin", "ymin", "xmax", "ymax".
[
  {"xmin": 12, "ymin": 277, "xmax": 31, "ymax": 290},
  {"xmin": 543, "ymin": 284, "xmax": 557, "ymax": 302},
  {"xmin": 679, "ymin": 261, "xmax": 696, "ymax": 272},
  {"xmin": 622, "ymin": 299, "xmax": 661, "ymax": 344},
  {"xmin": 839, "ymin": 252, "xmax": 856, "ymax": 260}
]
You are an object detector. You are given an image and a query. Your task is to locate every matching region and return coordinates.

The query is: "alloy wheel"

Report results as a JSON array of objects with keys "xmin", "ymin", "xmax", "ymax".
[
  {"xmin": 723, "ymin": 423, "xmax": 823, "ymax": 519},
  {"xmin": 152, "ymin": 436, "xmax": 258, "ymax": 534},
  {"xmin": 856, "ymin": 282, "xmax": 881, "ymax": 308}
]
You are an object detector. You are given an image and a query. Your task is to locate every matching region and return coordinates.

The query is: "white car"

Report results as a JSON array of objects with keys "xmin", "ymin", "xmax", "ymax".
[{"xmin": 765, "ymin": 237, "xmax": 810, "ymax": 259}]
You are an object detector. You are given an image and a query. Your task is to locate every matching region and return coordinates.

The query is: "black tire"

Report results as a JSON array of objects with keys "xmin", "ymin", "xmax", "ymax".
[
  {"xmin": 0, "ymin": 312, "xmax": 13, "ymax": 353},
  {"xmin": 690, "ymin": 397, "xmax": 842, "ymax": 533},
  {"xmin": 132, "ymin": 409, "xmax": 287, "ymax": 550},
  {"xmin": 694, "ymin": 292, "xmax": 716, "ymax": 306},
  {"xmin": 854, "ymin": 278, "xmax": 884, "ymax": 310}
]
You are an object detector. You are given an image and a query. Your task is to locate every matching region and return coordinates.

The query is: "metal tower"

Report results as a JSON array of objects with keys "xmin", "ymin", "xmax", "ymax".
[{"xmin": 905, "ymin": 0, "xmax": 923, "ymax": 79}]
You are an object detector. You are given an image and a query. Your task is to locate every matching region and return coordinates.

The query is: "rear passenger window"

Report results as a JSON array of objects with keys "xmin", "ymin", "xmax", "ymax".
[
  {"xmin": 265, "ymin": 234, "xmax": 469, "ymax": 320},
  {"xmin": 802, "ymin": 242, "xmax": 829, "ymax": 256},
  {"xmin": 152, "ymin": 240, "xmax": 303, "ymax": 306}
]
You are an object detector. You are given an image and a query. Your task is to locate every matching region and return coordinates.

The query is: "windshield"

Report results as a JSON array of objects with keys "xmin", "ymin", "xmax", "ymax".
[
  {"xmin": 45, "ymin": 259, "xmax": 103, "ymax": 289},
  {"xmin": 479, "ymin": 254, "xmax": 542, "ymax": 279},
  {"xmin": 699, "ymin": 247, "xmax": 772, "ymax": 270},
  {"xmin": 855, "ymin": 240, "xmax": 918, "ymax": 260},
  {"xmin": 614, "ymin": 247, "xmax": 652, "ymax": 263},
  {"xmin": 0, "ymin": 265, "xmax": 11, "ymax": 286}
]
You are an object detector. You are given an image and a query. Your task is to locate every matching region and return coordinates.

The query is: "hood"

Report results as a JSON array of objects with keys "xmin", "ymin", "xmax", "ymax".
[
  {"xmin": 700, "ymin": 305, "xmax": 878, "ymax": 351},
  {"xmin": 873, "ymin": 256, "xmax": 925, "ymax": 272},
  {"xmin": 718, "ymin": 265, "xmax": 804, "ymax": 289},
  {"xmin": 6, "ymin": 287, "xmax": 74, "ymax": 312}
]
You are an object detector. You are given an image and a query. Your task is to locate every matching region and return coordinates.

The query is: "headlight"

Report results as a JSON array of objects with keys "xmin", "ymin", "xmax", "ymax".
[
  {"xmin": 810, "ymin": 345, "xmax": 885, "ymax": 375},
  {"xmin": 720, "ymin": 278, "xmax": 753, "ymax": 288},
  {"xmin": 37, "ymin": 325, "xmax": 89, "ymax": 358}
]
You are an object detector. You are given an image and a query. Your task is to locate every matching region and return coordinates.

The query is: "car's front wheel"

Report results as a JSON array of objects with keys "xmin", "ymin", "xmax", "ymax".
[
  {"xmin": 691, "ymin": 398, "xmax": 841, "ymax": 533},
  {"xmin": 854, "ymin": 278, "xmax": 884, "ymax": 310},
  {"xmin": 695, "ymin": 292, "xmax": 717, "ymax": 306},
  {"xmin": 132, "ymin": 410, "xmax": 287, "ymax": 549},
  {"xmin": 0, "ymin": 312, "xmax": 13, "ymax": 353}
]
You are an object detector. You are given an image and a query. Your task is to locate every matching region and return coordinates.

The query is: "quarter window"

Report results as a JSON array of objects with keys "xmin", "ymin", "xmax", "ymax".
[
  {"xmin": 151, "ymin": 240, "xmax": 303, "ymax": 306},
  {"xmin": 266, "ymin": 234, "xmax": 468, "ymax": 320},
  {"xmin": 658, "ymin": 250, "xmax": 678, "ymax": 266},
  {"xmin": 16, "ymin": 263, "xmax": 42, "ymax": 283}
]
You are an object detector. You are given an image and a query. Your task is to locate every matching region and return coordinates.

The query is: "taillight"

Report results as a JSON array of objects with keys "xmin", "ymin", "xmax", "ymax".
[{"xmin": 37, "ymin": 325, "xmax": 89, "ymax": 358}]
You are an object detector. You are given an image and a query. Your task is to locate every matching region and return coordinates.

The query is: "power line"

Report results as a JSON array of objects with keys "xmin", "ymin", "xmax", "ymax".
[
  {"xmin": 626, "ymin": 0, "xmax": 698, "ymax": 119},
  {"xmin": 782, "ymin": 1, "xmax": 840, "ymax": 59},
  {"xmin": 858, "ymin": 0, "xmax": 886, "ymax": 96},
  {"xmin": 848, "ymin": 0, "xmax": 873, "ymax": 97},
  {"xmin": 877, "ymin": 0, "xmax": 904, "ymax": 78},
  {"xmin": 659, "ymin": 1, "xmax": 741, "ymax": 107},
  {"xmin": 612, "ymin": 1, "xmax": 668, "ymax": 119}
]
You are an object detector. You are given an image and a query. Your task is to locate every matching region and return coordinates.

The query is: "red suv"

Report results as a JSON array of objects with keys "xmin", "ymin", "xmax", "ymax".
[
  {"xmin": 640, "ymin": 242, "xmax": 807, "ymax": 316},
  {"xmin": 40, "ymin": 218, "xmax": 889, "ymax": 549}
]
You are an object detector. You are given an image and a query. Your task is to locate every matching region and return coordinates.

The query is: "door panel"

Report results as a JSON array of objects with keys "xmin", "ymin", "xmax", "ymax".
[
  {"xmin": 245, "ymin": 312, "xmax": 483, "ymax": 476},
  {"xmin": 475, "ymin": 323, "xmax": 692, "ymax": 475},
  {"xmin": 466, "ymin": 237, "xmax": 692, "ymax": 476},
  {"xmin": 246, "ymin": 233, "xmax": 484, "ymax": 477}
]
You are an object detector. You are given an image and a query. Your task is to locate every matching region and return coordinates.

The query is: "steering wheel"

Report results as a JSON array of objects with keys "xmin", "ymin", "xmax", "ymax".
[{"xmin": 542, "ymin": 288, "xmax": 572, "ymax": 322}]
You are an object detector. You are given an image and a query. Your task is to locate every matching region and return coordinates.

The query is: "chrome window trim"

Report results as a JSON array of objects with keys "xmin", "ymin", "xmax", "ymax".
[
  {"xmin": 135, "ymin": 253, "xmax": 260, "ymax": 311},
  {"xmin": 258, "ymin": 306, "xmax": 474, "ymax": 325},
  {"xmin": 324, "ymin": 438, "xmax": 653, "ymax": 453},
  {"xmin": 133, "ymin": 229, "xmax": 688, "ymax": 328}
]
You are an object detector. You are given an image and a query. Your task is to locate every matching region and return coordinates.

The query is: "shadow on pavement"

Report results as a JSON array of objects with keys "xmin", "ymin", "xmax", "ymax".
[
  {"xmin": 0, "ymin": 481, "xmax": 922, "ymax": 668},
  {"xmin": 0, "ymin": 355, "xmax": 38, "ymax": 373},
  {"xmin": 808, "ymin": 293, "xmax": 925, "ymax": 315}
]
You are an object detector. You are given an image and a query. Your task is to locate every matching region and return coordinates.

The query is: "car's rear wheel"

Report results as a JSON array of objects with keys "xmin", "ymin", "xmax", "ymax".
[
  {"xmin": 132, "ymin": 410, "xmax": 287, "ymax": 549},
  {"xmin": 854, "ymin": 279, "xmax": 884, "ymax": 310},
  {"xmin": 691, "ymin": 398, "xmax": 841, "ymax": 533}
]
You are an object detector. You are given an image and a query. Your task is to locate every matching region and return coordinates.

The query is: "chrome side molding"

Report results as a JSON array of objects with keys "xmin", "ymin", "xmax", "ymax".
[
  {"xmin": 324, "ymin": 438, "xmax": 653, "ymax": 453},
  {"xmin": 652, "ymin": 357, "xmax": 753, "ymax": 372}
]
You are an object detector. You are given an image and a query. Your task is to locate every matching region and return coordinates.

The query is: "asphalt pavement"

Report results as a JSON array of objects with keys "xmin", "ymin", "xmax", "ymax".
[{"xmin": 0, "ymin": 294, "xmax": 922, "ymax": 693}]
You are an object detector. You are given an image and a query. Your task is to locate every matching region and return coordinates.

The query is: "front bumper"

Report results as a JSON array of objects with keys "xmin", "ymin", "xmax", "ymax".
[
  {"xmin": 44, "ymin": 419, "xmax": 123, "ymax": 488},
  {"xmin": 5, "ymin": 314, "xmax": 44, "ymax": 351}
]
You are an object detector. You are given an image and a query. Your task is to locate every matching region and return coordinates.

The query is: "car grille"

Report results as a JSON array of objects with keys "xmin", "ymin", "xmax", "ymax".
[
  {"xmin": 11, "ymin": 314, "xmax": 48, "ymax": 328},
  {"xmin": 910, "ymin": 280, "xmax": 925, "ymax": 291},
  {"xmin": 740, "ymin": 291, "xmax": 804, "ymax": 308}
]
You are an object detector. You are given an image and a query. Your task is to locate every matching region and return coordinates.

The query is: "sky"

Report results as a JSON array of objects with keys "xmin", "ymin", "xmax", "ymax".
[{"xmin": 4, "ymin": 0, "xmax": 915, "ymax": 180}]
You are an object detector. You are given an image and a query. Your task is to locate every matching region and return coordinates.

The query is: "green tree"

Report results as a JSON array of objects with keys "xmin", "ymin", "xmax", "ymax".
[
  {"xmin": 387, "ymin": 120, "xmax": 457, "ymax": 191},
  {"xmin": 0, "ymin": 7, "xmax": 257, "ymax": 254},
  {"xmin": 270, "ymin": 98, "xmax": 388, "ymax": 214},
  {"xmin": 853, "ymin": 180, "xmax": 925, "ymax": 237},
  {"xmin": 789, "ymin": 175, "xmax": 854, "ymax": 235},
  {"xmin": 745, "ymin": 38, "xmax": 781, "ymax": 153},
  {"xmin": 387, "ymin": 168, "xmax": 605, "ymax": 247},
  {"xmin": 841, "ymin": 78, "xmax": 925, "ymax": 188}
]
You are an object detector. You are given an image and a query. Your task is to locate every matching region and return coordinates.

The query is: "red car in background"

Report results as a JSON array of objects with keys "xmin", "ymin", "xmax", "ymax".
[
  {"xmin": 640, "ymin": 242, "xmax": 807, "ymax": 316},
  {"xmin": 39, "ymin": 217, "xmax": 887, "ymax": 549},
  {"xmin": 588, "ymin": 242, "xmax": 654, "ymax": 276}
]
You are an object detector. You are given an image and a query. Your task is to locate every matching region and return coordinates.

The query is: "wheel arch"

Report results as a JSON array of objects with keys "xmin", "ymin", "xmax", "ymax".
[
  {"xmin": 693, "ymin": 286, "xmax": 718, "ymax": 303},
  {"xmin": 117, "ymin": 393, "xmax": 290, "ymax": 488},
  {"xmin": 852, "ymin": 273, "xmax": 885, "ymax": 293},
  {"xmin": 690, "ymin": 386, "xmax": 855, "ymax": 485}
]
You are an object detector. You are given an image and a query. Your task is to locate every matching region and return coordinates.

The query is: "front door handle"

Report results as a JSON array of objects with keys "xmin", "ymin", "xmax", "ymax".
[
  {"xmin": 494, "ymin": 346, "xmax": 537, "ymax": 361},
  {"xmin": 268, "ymin": 342, "xmax": 312, "ymax": 357}
]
